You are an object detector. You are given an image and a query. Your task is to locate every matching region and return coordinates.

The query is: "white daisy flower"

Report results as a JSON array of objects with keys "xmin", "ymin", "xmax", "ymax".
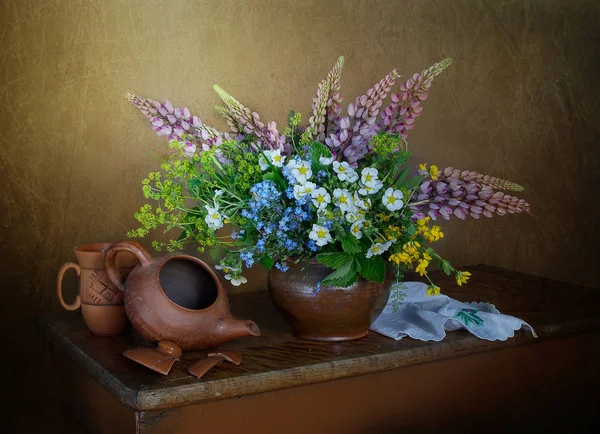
[
  {"xmin": 311, "ymin": 187, "xmax": 331, "ymax": 209},
  {"xmin": 286, "ymin": 158, "xmax": 301, "ymax": 170},
  {"xmin": 258, "ymin": 150, "xmax": 272, "ymax": 171},
  {"xmin": 215, "ymin": 264, "xmax": 239, "ymax": 274},
  {"xmin": 353, "ymin": 194, "xmax": 371, "ymax": 210},
  {"xmin": 224, "ymin": 274, "xmax": 248, "ymax": 286},
  {"xmin": 360, "ymin": 167, "xmax": 379, "ymax": 187},
  {"xmin": 270, "ymin": 149, "xmax": 285, "ymax": 167},
  {"xmin": 365, "ymin": 239, "xmax": 395, "ymax": 258},
  {"xmin": 292, "ymin": 161, "xmax": 313, "ymax": 183},
  {"xmin": 204, "ymin": 205, "xmax": 223, "ymax": 230},
  {"xmin": 350, "ymin": 221, "xmax": 363, "ymax": 239},
  {"xmin": 293, "ymin": 181, "xmax": 317, "ymax": 200},
  {"xmin": 358, "ymin": 180, "xmax": 383, "ymax": 195},
  {"xmin": 382, "ymin": 187, "xmax": 405, "ymax": 211},
  {"xmin": 345, "ymin": 212, "xmax": 361, "ymax": 224},
  {"xmin": 332, "ymin": 161, "xmax": 352, "ymax": 181},
  {"xmin": 346, "ymin": 168, "xmax": 359, "ymax": 183},
  {"xmin": 333, "ymin": 188, "xmax": 356, "ymax": 213},
  {"xmin": 319, "ymin": 156, "xmax": 334, "ymax": 165},
  {"xmin": 309, "ymin": 224, "xmax": 332, "ymax": 246}
]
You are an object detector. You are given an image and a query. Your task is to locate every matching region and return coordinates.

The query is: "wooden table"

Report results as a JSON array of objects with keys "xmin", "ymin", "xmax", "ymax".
[{"xmin": 40, "ymin": 265, "xmax": 600, "ymax": 433}]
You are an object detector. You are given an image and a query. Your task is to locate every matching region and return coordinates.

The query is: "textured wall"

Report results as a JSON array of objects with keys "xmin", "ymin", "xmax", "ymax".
[{"xmin": 1, "ymin": 0, "xmax": 599, "ymax": 428}]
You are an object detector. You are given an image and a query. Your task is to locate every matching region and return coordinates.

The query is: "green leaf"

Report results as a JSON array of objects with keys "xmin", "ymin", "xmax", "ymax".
[
  {"xmin": 357, "ymin": 255, "xmax": 386, "ymax": 283},
  {"xmin": 406, "ymin": 223, "xmax": 416, "ymax": 236},
  {"xmin": 208, "ymin": 244, "xmax": 224, "ymax": 262},
  {"xmin": 316, "ymin": 252, "xmax": 353, "ymax": 270},
  {"xmin": 403, "ymin": 174, "xmax": 425, "ymax": 190},
  {"xmin": 263, "ymin": 170, "xmax": 287, "ymax": 191},
  {"xmin": 341, "ymin": 233, "xmax": 361, "ymax": 255},
  {"xmin": 392, "ymin": 167, "xmax": 410, "ymax": 188},
  {"xmin": 310, "ymin": 142, "xmax": 332, "ymax": 172},
  {"xmin": 260, "ymin": 255, "xmax": 275, "ymax": 269},
  {"xmin": 321, "ymin": 259, "xmax": 359, "ymax": 287},
  {"xmin": 440, "ymin": 260, "xmax": 452, "ymax": 276}
]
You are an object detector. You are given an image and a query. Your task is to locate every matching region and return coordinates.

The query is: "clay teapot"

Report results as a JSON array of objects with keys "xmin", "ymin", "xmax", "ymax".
[{"xmin": 104, "ymin": 240, "xmax": 260, "ymax": 351}]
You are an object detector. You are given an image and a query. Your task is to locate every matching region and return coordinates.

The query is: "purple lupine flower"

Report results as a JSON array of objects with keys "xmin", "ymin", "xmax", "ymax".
[
  {"xmin": 125, "ymin": 92, "xmax": 223, "ymax": 154},
  {"xmin": 379, "ymin": 58, "xmax": 452, "ymax": 137},
  {"xmin": 331, "ymin": 69, "xmax": 399, "ymax": 164},
  {"xmin": 307, "ymin": 56, "xmax": 345, "ymax": 141},
  {"xmin": 441, "ymin": 167, "xmax": 525, "ymax": 192},
  {"xmin": 409, "ymin": 167, "xmax": 531, "ymax": 220},
  {"xmin": 213, "ymin": 85, "xmax": 290, "ymax": 155}
]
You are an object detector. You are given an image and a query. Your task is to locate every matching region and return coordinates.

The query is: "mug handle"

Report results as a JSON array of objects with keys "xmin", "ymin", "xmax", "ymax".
[
  {"xmin": 105, "ymin": 240, "xmax": 154, "ymax": 292},
  {"xmin": 57, "ymin": 262, "xmax": 82, "ymax": 311}
]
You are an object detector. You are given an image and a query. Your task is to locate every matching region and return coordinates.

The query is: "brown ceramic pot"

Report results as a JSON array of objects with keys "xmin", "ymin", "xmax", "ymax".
[
  {"xmin": 56, "ymin": 243, "xmax": 137, "ymax": 336},
  {"xmin": 104, "ymin": 240, "xmax": 260, "ymax": 351},
  {"xmin": 267, "ymin": 259, "xmax": 393, "ymax": 341}
]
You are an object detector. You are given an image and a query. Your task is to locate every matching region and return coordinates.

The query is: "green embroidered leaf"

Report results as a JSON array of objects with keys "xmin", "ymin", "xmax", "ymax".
[
  {"xmin": 340, "ymin": 233, "xmax": 361, "ymax": 255},
  {"xmin": 391, "ymin": 282, "xmax": 407, "ymax": 312},
  {"xmin": 454, "ymin": 309, "xmax": 485, "ymax": 327},
  {"xmin": 357, "ymin": 255, "xmax": 386, "ymax": 283},
  {"xmin": 316, "ymin": 252, "xmax": 353, "ymax": 270},
  {"xmin": 310, "ymin": 141, "xmax": 332, "ymax": 173},
  {"xmin": 321, "ymin": 258, "xmax": 359, "ymax": 287}
]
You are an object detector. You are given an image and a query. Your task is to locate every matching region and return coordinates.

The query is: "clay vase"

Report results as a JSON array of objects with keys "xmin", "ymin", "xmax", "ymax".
[
  {"xmin": 56, "ymin": 243, "xmax": 138, "ymax": 336},
  {"xmin": 267, "ymin": 259, "xmax": 393, "ymax": 341},
  {"xmin": 104, "ymin": 239, "xmax": 261, "ymax": 351}
]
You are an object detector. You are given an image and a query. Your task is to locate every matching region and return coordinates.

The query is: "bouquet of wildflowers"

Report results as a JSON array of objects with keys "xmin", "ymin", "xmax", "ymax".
[{"xmin": 127, "ymin": 56, "xmax": 530, "ymax": 295}]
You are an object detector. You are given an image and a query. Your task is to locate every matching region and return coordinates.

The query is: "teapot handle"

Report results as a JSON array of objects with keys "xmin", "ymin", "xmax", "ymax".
[{"xmin": 105, "ymin": 240, "xmax": 154, "ymax": 292}]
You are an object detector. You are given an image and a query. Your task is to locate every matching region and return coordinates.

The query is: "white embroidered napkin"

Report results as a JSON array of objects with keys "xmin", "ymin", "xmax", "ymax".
[{"xmin": 370, "ymin": 282, "xmax": 537, "ymax": 341}]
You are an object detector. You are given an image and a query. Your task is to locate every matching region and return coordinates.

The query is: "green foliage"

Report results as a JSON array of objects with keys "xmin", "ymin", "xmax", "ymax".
[
  {"xmin": 371, "ymin": 132, "xmax": 404, "ymax": 158},
  {"xmin": 340, "ymin": 233, "xmax": 360, "ymax": 254},
  {"xmin": 321, "ymin": 257, "xmax": 360, "ymax": 287},
  {"xmin": 310, "ymin": 141, "xmax": 332, "ymax": 173},
  {"xmin": 357, "ymin": 255, "xmax": 386, "ymax": 283},
  {"xmin": 259, "ymin": 255, "xmax": 275, "ymax": 269},
  {"xmin": 316, "ymin": 252, "xmax": 354, "ymax": 269}
]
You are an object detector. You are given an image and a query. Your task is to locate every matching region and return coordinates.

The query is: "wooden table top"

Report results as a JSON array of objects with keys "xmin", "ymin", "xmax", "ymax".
[{"xmin": 40, "ymin": 265, "xmax": 600, "ymax": 411}]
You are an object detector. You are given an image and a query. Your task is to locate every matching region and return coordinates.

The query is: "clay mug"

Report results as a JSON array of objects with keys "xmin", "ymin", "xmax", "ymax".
[
  {"xmin": 104, "ymin": 239, "xmax": 260, "ymax": 351},
  {"xmin": 57, "ymin": 243, "xmax": 137, "ymax": 336}
]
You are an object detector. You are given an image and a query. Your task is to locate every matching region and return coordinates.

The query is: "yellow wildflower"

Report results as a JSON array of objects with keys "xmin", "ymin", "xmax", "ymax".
[
  {"xmin": 419, "ymin": 163, "xmax": 440, "ymax": 180},
  {"xmin": 423, "ymin": 225, "xmax": 444, "ymax": 242},
  {"xmin": 422, "ymin": 251, "xmax": 432, "ymax": 261},
  {"xmin": 385, "ymin": 225, "xmax": 403, "ymax": 240},
  {"xmin": 389, "ymin": 252, "xmax": 412, "ymax": 265},
  {"xmin": 455, "ymin": 271, "xmax": 472, "ymax": 286},
  {"xmin": 378, "ymin": 213, "xmax": 391, "ymax": 222},
  {"xmin": 416, "ymin": 259, "xmax": 429, "ymax": 276},
  {"xmin": 427, "ymin": 285, "xmax": 441, "ymax": 296},
  {"xmin": 417, "ymin": 216, "xmax": 430, "ymax": 227}
]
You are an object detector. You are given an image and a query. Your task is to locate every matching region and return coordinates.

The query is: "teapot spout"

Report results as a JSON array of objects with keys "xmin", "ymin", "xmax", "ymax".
[{"xmin": 222, "ymin": 318, "xmax": 261, "ymax": 340}]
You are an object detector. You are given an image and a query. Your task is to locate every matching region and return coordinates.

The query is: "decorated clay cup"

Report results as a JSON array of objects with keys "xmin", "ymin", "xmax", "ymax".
[{"xmin": 56, "ymin": 243, "xmax": 137, "ymax": 336}]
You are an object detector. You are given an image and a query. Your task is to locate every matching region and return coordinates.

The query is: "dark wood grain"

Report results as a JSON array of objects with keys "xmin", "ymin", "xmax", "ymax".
[{"xmin": 40, "ymin": 265, "xmax": 600, "ymax": 411}]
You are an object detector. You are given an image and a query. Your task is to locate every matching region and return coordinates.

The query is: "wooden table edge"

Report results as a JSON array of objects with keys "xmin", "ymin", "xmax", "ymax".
[{"xmin": 132, "ymin": 319, "xmax": 600, "ymax": 410}]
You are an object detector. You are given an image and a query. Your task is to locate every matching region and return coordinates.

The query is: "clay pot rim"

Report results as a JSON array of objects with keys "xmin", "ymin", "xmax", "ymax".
[
  {"xmin": 156, "ymin": 254, "xmax": 224, "ymax": 313},
  {"xmin": 74, "ymin": 242, "xmax": 113, "ymax": 254}
]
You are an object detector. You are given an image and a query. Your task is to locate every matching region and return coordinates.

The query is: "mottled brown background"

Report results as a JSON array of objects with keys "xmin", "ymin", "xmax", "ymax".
[{"xmin": 1, "ymin": 0, "xmax": 599, "ymax": 431}]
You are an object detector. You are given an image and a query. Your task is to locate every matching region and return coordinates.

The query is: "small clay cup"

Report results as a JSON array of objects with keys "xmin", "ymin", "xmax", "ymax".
[
  {"xmin": 80, "ymin": 303, "xmax": 129, "ymax": 336},
  {"xmin": 57, "ymin": 243, "xmax": 137, "ymax": 336}
]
